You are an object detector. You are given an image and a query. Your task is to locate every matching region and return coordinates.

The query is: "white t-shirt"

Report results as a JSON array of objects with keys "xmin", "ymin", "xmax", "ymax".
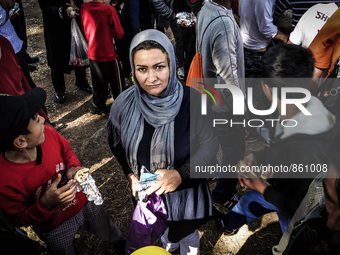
[
  {"xmin": 239, "ymin": 0, "xmax": 278, "ymax": 50},
  {"xmin": 289, "ymin": 3, "xmax": 338, "ymax": 48}
]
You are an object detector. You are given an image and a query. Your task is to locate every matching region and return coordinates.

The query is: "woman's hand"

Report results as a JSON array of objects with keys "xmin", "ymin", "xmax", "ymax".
[
  {"xmin": 127, "ymin": 173, "xmax": 139, "ymax": 197},
  {"xmin": 149, "ymin": 169, "xmax": 182, "ymax": 195},
  {"xmin": 41, "ymin": 174, "xmax": 77, "ymax": 207}
]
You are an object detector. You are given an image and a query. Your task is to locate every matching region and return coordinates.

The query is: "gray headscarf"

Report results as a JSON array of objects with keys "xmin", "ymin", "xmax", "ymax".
[{"xmin": 108, "ymin": 29, "xmax": 184, "ymax": 178}]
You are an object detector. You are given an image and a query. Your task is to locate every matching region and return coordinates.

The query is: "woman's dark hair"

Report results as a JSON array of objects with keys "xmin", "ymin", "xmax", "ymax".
[
  {"xmin": 261, "ymin": 44, "xmax": 315, "ymax": 99},
  {"xmin": 132, "ymin": 40, "xmax": 170, "ymax": 66}
]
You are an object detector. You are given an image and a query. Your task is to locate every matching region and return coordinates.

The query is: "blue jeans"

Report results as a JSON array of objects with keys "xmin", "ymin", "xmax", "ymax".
[{"xmin": 222, "ymin": 190, "xmax": 291, "ymax": 233}]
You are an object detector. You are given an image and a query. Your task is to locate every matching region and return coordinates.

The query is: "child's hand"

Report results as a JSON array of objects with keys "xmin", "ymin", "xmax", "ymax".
[
  {"xmin": 41, "ymin": 174, "xmax": 77, "ymax": 207},
  {"xmin": 66, "ymin": 0, "xmax": 79, "ymax": 18},
  {"xmin": 67, "ymin": 166, "xmax": 84, "ymax": 180}
]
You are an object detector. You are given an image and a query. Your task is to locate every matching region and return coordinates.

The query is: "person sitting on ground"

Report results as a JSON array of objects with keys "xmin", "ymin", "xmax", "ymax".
[
  {"xmin": 214, "ymin": 44, "xmax": 334, "ymax": 235},
  {"xmin": 0, "ymin": 87, "xmax": 125, "ymax": 255},
  {"xmin": 272, "ymin": 134, "xmax": 340, "ymax": 255}
]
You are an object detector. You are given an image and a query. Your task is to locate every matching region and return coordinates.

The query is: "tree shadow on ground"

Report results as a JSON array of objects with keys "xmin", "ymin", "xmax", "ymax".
[{"xmin": 237, "ymin": 221, "xmax": 281, "ymax": 255}]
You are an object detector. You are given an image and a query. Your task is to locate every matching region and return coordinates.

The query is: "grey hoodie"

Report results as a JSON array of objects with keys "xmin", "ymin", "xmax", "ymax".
[{"xmin": 196, "ymin": 0, "xmax": 245, "ymax": 113}]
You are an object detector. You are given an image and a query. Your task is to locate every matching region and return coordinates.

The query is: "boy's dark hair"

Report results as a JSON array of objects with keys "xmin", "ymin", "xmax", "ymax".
[
  {"xmin": 132, "ymin": 40, "xmax": 170, "ymax": 67},
  {"xmin": 0, "ymin": 88, "xmax": 46, "ymax": 154},
  {"xmin": 2, "ymin": 115, "xmax": 37, "ymax": 153},
  {"xmin": 261, "ymin": 44, "xmax": 315, "ymax": 99}
]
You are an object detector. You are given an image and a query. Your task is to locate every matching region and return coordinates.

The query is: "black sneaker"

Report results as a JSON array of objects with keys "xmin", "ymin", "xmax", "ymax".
[
  {"xmin": 89, "ymin": 104, "xmax": 109, "ymax": 115},
  {"xmin": 212, "ymin": 207, "xmax": 239, "ymax": 235},
  {"xmin": 114, "ymin": 237, "xmax": 126, "ymax": 255},
  {"xmin": 25, "ymin": 56, "xmax": 39, "ymax": 64},
  {"xmin": 55, "ymin": 93, "xmax": 65, "ymax": 104},
  {"xmin": 28, "ymin": 64, "xmax": 37, "ymax": 72},
  {"xmin": 76, "ymin": 80, "xmax": 93, "ymax": 94}
]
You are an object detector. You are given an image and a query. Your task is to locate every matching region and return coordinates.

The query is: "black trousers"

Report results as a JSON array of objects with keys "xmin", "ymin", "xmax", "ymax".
[
  {"xmin": 51, "ymin": 67, "xmax": 87, "ymax": 95},
  {"xmin": 16, "ymin": 52, "xmax": 36, "ymax": 89},
  {"xmin": 89, "ymin": 59, "xmax": 124, "ymax": 109}
]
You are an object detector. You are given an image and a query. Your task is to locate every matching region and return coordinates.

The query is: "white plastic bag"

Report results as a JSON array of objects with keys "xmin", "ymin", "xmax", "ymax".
[
  {"xmin": 133, "ymin": 166, "xmax": 161, "ymax": 202},
  {"xmin": 69, "ymin": 19, "xmax": 89, "ymax": 66}
]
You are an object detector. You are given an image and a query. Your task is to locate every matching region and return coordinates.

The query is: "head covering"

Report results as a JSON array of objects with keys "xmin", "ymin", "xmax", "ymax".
[
  {"xmin": 0, "ymin": 87, "xmax": 47, "ymax": 152},
  {"xmin": 108, "ymin": 29, "xmax": 184, "ymax": 177}
]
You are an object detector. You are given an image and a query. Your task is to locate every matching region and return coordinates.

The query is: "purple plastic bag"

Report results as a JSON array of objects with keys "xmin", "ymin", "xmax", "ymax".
[{"xmin": 126, "ymin": 194, "xmax": 168, "ymax": 254}]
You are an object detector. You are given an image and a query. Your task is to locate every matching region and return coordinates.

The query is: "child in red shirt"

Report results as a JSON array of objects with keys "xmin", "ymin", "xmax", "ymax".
[
  {"xmin": 0, "ymin": 88, "xmax": 125, "ymax": 254},
  {"xmin": 81, "ymin": 0, "xmax": 124, "ymax": 114}
]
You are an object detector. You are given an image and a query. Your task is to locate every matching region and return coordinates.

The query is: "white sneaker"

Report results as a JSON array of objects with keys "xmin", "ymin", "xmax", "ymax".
[{"xmin": 177, "ymin": 67, "xmax": 185, "ymax": 80}]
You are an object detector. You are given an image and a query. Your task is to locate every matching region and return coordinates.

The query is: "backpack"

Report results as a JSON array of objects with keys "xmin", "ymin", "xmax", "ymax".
[
  {"xmin": 186, "ymin": 15, "xmax": 227, "ymax": 90},
  {"xmin": 0, "ymin": 209, "xmax": 45, "ymax": 255}
]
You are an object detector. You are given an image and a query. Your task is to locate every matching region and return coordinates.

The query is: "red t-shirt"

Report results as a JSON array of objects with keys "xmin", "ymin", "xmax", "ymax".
[
  {"xmin": 81, "ymin": 2, "xmax": 124, "ymax": 62},
  {"xmin": 0, "ymin": 35, "xmax": 49, "ymax": 121},
  {"xmin": 0, "ymin": 126, "xmax": 87, "ymax": 231}
]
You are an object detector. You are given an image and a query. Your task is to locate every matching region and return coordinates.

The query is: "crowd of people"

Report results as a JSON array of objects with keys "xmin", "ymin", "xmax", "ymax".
[{"xmin": 0, "ymin": 0, "xmax": 340, "ymax": 254}]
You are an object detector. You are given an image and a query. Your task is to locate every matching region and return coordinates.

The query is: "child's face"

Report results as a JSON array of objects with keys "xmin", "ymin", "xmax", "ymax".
[
  {"xmin": 25, "ymin": 114, "xmax": 46, "ymax": 148},
  {"xmin": 103, "ymin": 0, "xmax": 111, "ymax": 5}
]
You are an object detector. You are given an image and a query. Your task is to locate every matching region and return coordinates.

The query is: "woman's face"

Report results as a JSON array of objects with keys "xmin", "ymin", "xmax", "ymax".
[{"xmin": 134, "ymin": 49, "xmax": 170, "ymax": 97}]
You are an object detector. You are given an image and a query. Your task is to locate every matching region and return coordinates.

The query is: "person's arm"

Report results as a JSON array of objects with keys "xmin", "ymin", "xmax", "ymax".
[
  {"xmin": 313, "ymin": 67, "xmax": 324, "ymax": 80},
  {"xmin": 273, "ymin": 0, "xmax": 290, "ymax": 25},
  {"xmin": 262, "ymin": 180, "xmax": 311, "ymax": 217},
  {"xmin": 151, "ymin": 0, "xmax": 176, "ymax": 22},
  {"xmin": 108, "ymin": 119, "xmax": 137, "ymax": 196},
  {"xmin": 211, "ymin": 17, "xmax": 241, "ymax": 88},
  {"xmin": 107, "ymin": 120, "xmax": 133, "ymax": 176},
  {"xmin": 0, "ymin": 0, "xmax": 15, "ymax": 23},
  {"xmin": 274, "ymin": 30, "xmax": 288, "ymax": 43},
  {"xmin": 51, "ymin": 127, "xmax": 81, "ymax": 170},
  {"xmin": 188, "ymin": 90, "xmax": 219, "ymax": 177},
  {"xmin": 110, "ymin": 6, "xmax": 124, "ymax": 40},
  {"xmin": 254, "ymin": 0, "xmax": 279, "ymax": 40},
  {"xmin": 38, "ymin": 0, "xmax": 72, "ymax": 20},
  {"xmin": 0, "ymin": 174, "xmax": 77, "ymax": 228},
  {"xmin": 149, "ymin": 90, "xmax": 219, "ymax": 196},
  {"xmin": 127, "ymin": 0, "xmax": 140, "ymax": 32},
  {"xmin": 309, "ymin": 15, "xmax": 339, "ymax": 78}
]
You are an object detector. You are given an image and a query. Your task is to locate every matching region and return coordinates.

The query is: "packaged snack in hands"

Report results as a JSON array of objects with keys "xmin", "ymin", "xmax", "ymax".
[
  {"xmin": 176, "ymin": 12, "xmax": 197, "ymax": 26},
  {"xmin": 133, "ymin": 166, "xmax": 161, "ymax": 202},
  {"xmin": 75, "ymin": 168, "xmax": 103, "ymax": 205},
  {"xmin": 235, "ymin": 160, "xmax": 258, "ymax": 179}
]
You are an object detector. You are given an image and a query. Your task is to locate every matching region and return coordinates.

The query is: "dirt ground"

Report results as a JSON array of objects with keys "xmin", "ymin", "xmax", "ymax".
[{"xmin": 21, "ymin": 0, "xmax": 282, "ymax": 254}]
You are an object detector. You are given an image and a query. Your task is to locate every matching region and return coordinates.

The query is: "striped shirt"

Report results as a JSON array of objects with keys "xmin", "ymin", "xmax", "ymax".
[{"xmin": 273, "ymin": 0, "xmax": 339, "ymax": 27}]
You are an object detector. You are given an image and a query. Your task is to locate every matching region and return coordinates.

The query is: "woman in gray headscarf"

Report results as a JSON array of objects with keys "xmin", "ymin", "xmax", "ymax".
[{"xmin": 107, "ymin": 29, "xmax": 218, "ymax": 254}]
